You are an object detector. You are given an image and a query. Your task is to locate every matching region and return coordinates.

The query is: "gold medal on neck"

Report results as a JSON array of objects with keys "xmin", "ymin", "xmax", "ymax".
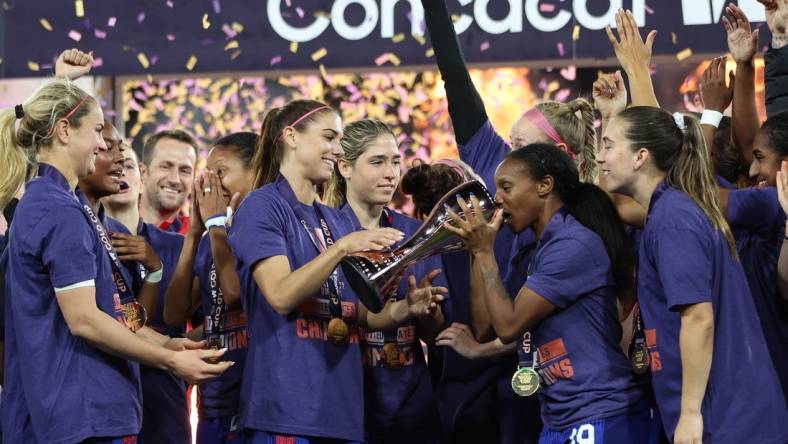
[
  {"xmin": 511, "ymin": 367, "xmax": 540, "ymax": 397},
  {"xmin": 121, "ymin": 301, "xmax": 147, "ymax": 332},
  {"xmin": 381, "ymin": 342, "xmax": 403, "ymax": 371},
  {"xmin": 327, "ymin": 317, "xmax": 350, "ymax": 346},
  {"xmin": 631, "ymin": 343, "xmax": 650, "ymax": 375}
]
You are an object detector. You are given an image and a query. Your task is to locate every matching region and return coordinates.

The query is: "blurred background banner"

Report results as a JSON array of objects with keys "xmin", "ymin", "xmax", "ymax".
[{"xmin": 0, "ymin": 0, "xmax": 767, "ymax": 77}]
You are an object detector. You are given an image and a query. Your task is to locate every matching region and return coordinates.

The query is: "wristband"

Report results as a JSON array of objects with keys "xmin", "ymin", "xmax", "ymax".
[
  {"xmin": 205, "ymin": 216, "xmax": 227, "ymax": 230},
  {"xmin": 144, "ymin": 265, "xmax": 164, "ymax": 283},
  {"xmin": 700, "ymin": 110, "xmax": 724, "ymax": 128}
]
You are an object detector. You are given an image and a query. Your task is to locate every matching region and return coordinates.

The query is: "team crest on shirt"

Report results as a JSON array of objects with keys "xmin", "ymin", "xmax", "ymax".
[{"xmin": 535, "ymin": 338, "xmax": 574, "ymax": 386}]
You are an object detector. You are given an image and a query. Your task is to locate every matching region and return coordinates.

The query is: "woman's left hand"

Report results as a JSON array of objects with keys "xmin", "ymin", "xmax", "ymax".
[
  {"xmin": 406, "ymin": 269, "xmax": 448, "ymax": 318},
  {"xmin": 111, "ymin": 232, "xmax": 162, "ymax": 271},
  {"xmin": 445, "ymin": 194, "xmax": 503, "ymax": 255}
]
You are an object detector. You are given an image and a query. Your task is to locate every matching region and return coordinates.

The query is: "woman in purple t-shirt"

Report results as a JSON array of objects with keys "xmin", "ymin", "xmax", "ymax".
[
  {"xmin": 445, "ymin": 143, "xmax": 653, "ymax": 443},
  {"xmin": 164, "ymin": 132, "xmax": 259, "ymax": 444},
  {"xmin": 324, "ymin": 119, "xmax": 445, "ymax": 444},
  {"xmin": 227, "ymin": 100, "xmax": 447, "ymax": 443},
  {"xmin": 597, "ymin": 107, "xmax": 788, "ymax": 444}
]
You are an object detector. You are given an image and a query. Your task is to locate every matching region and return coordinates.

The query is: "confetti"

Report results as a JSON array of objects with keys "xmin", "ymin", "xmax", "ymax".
[
  {"xmin": 557, "ymin": 42, "xmax": 565, "ymax": 56},
  {"xmin": 230, "ymin": 50, "xmax": 242, "ymax": 60},
  {"xmin": 676, "ymin": 48, "xmax": 692, "ymax": 61},
  {"xmin": 671, "ymin": 32, "xmax": 677, "ymax": 45},
  {"xmin": 426, "ymin": 48, "xmax": 434, "ymax": 57},
  {"xmin": 213, "ymin": 0, "xmax": 221, "ymax": 14},
  {"xmin": 137, "ymin": 52, "xmax": 150, "ymax": 69},
  {"xmin": 311, "ymin": 48, "xmax": 328, "ymax": 61},
  {"xmin": 94, "ymin": 28, "xmax": 106, "ymax": 39},
  {"xmin": 572, "ymin": 25, "xmax": 580, "ymax": 41},
  {"xmin": 39, "ymin": 18, "xmax": 52, "ymax": 31},
  {"xmin": 202, "ymin": 14, "xmax": 211, "ymax": 29},
  {"xmin": 270, "ymin": 55, "xmax": 282, "ymax": 66},
  {"xmin": 186, "ymin": 55, "xmax": 198, "ymax": 71},
  {"xmin": 137, "ymin": 12, "xmax": 146, "ymax": 23},
  {"xmin": 480, "ymin": 41, "xmax": 490, "ymax": 52},
  {"xmin": 93, "ymin": 57, "xmax": 103, "ymax": 68},
  {"xmin": 296, "ymin": 7, "xmax": 304, "ymax": 18},
  {"xmin": 166, "ymin": 34, "xmax": 176, "ymax": 41},
  {"xmin": 290, "ymin": 41, "xmax": 298, "ymax": 53},
  {"xmin": 539, "ymin": 3, "xmax": 555, "ymax": 12},
  {"xmin": 74, "ymin": 0, "xmax": 84, "ymax": 17},
  {"xmin": 231, "ymin": 22, "xmax": 244, "ymax": 33},
  {"xmin": 27, "ymin": 61, "xmax": 39, "ymax": 71},
  {"xmin": 166, "ymin": 0, "xmax": 174, "ymax": 7},
  {"xmin": 319, "ymin": 63, "xmax": 328, "ymax": 79},
  {"xmin": 645, "ymin": 4, "xmax": 654, "ymax": 14},
  {"xmin": 224, "ymin": 40, "xmax": 239, "ymax": 50},
  {"xmin": 108, "ymin": 17, "xmax": 116, "ymax": 27},
  {"xmin": 392, "ymin": 33, "xmax": 405, "ymax": 43},
  {"xmin": 413, "ymin": 33, "xmax": 426, "ymax": 45},
  {"xmin": 68, "ymin": 30, "xmax": 82, "ymax": 41},
  {"xmin": 560, "ymin": 66, "xmax": 576, "ymax": 80}
]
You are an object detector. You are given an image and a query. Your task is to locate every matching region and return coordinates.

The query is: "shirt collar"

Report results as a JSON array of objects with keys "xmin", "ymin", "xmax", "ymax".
[{"xmin": 36, "ymin": 163, "xmax": 72, "ymax": 193}]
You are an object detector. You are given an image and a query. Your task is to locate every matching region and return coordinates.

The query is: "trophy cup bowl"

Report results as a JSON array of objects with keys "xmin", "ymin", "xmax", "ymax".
[{"xmin": 340, "ymin": 180, "xmax": 497, "ymax": 313}]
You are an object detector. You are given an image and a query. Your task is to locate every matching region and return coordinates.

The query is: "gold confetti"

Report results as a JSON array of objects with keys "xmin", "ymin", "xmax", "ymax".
[
  {"xmin": 572, "ymin": 25, "xmax": 580, "ymax": 41},
  {"xmin": 146, "ymin": 74, "xmax": 154, "ymax": 83},
  {"xmin": 426, "ymin": 48, "xmax": 434, "ymax": 57},
  {"xmin": 202, "ymin": 13, "xmax": 210, "ymax": 29},
  {"xmin": 319, "ymin": 63, "xmax": 328, "ymax": 79},
  {"xmin": 676, "ymin": 48, "xmax": 692, "ymax": 61},
  {"xmin": 74, "ymin": 0, "xmax": 84, "ymax": 17},
  {"xmin": 186, "ymin": 55, "xmax": 197, "ymax": 71},
  {"xmin": 392, "ymin": 33, "xmax": 405, "ymax": 43},
  {"xmin": 290, "ymin": 41, "xmax": 298, "ymax": 53},
  {"xmin": 314, "ymin": 10, "xmax": 329, "ymax": 18},
  {"xmin": 231, "ymin": 22, "xmax": 244, "ymax": 33},
  {"xmin": 311, "ymin": 47, "xmax": 327, "ymax": 61},
  {"xmin": 27, "ymin": 61, "xmax": 39, "ymax": 71},
  {"xmin": 230, "ymin": 50, "xmax": 242, "ymax": 60},
  {"xmin": 671, "ymin": 32, "xmax": 677, "ymax": 45},
  {"xmin": 224, "ymin": 40, "xmax": 239, "ymax": 51},
  {"xmin": 137, "ymin": 52, "xmax": 150, "ymax": 69},
  {"xmin": 389, "ymin": 54, "xmax": 401, "ymax": 66},
  {"xmin": 39, "ymin": 18, "xmax": 53, "ymax": 31},
  {"xmin": 547, "ymin": 81, "xmax": 560, "ymax": 93},
  {"xmin": 413, "ymin": 33, "xmax": 426, "ymax": 45}
]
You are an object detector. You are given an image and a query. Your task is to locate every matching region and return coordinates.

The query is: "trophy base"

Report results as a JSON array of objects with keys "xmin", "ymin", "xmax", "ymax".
[{"xmin": 340, "ymin": 258, "xmax": 385, "ymax": 313}]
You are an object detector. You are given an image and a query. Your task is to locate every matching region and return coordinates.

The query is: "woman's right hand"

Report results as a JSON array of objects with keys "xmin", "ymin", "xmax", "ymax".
[
  {"xmin": 436, "ymin": 322, "xmax": 482, "ymax": 359},
  {"xmin": 593, "ymin": 70, "xmax": 628, "ymax": 119},
  {"xmin": 337, "ymin": 228, "xmax": 404, "ymax": 255},
  {"xmin": 187, "ymin": 183, "xmax": 205, "ymax": 237},
  {"xmin": 758, "ymin": 0, "xmax": 788, "ymax": 36},
  {"xmin": 167, "ymin": 348, "xmax": 234, "ymax": 385},
  {"xmin": 605, "ymin": 9, "xmax": 657, "ymax": 74}
]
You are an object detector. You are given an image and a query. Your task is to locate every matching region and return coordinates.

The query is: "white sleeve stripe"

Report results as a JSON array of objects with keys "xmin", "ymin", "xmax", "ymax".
[{"xmin": 54, "ymin": 280, "xmax": 96, "ymax": 292}]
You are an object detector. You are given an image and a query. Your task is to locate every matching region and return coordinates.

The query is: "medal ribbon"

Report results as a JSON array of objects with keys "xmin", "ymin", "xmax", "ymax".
[
  {"xmin": 629, "ymin": 303, "xmax": 648, "ymax": 358},
  {"xmin": 275, "ymin": 176, "xmax": 343, "ymax": 320},
  {"xmin": 205, "ymin": 261, "xmax": 228, "ymax": 340},
  {"xmin": 78, "ymin": 196, "xmax": 137, "ymax": 306}
]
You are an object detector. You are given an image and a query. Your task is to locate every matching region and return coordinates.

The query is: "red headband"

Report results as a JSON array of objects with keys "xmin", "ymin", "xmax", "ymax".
[
  {"xmin": 434, "ymin": 158, "xmax": 467, "ymax": 181},
  {"xmin": 523, "ymin": 107, "xmax": 576, "ymax": 160},
  {"xmin": 47, "ymin": 95, "xmax": 89, "ymax": 137},
  {"xmin": 275, "ymin": 105, "xmax": 331, "ymax": 145}
]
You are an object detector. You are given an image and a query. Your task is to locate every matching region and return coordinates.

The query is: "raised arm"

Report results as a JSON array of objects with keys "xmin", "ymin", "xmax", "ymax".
[
  {"xmin": 724, "ymin": 4, "xmax": 760, "ymax": 164},
  {"xmin": 54, "ymin": 48, "xmax": 94, "ymax": 80},
  {"xmin": 605, "ymin": 10, "xmax": 659, "ymax": 108},
  {"xmin": 760, "ymin": 0, "xmax": 788, "ymax": 116},
  {"xmin": 699, "ymin": 57, "xmax": 734, "ymax": 156},
  {"xmin": 420, "ymin": 0, "xmax": 488, "ymax": 145}
]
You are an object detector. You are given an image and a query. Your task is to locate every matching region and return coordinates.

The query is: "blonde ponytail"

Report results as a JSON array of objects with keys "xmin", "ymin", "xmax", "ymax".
[
  {"xmin": 538, "ymin": 98, "xmax": 598, "ymax": 183},
  {"xmin": 0, "ymin": 109, "xmax": 29, "ymax": 211}
]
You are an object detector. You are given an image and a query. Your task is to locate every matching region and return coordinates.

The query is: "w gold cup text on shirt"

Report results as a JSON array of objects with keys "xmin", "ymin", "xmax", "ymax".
[{"xmin": 340, "ymin": 180, "xmax": 497, "ymax": 313}]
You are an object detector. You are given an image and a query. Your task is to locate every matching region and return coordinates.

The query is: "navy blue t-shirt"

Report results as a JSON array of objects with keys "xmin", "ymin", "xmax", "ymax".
[
  {"xmin": 639, "ymin": 182, "xmax": 788, "ymax": 443},
  {"xmin": 340, "ymin": 204, "xmax": 442, "ymax": 442},
  {"xmin": 2, "ymin": 164, "xmax": 141, "ymax": 443},
  {"xmin": 194, "ymin": 233, "xmax": 248, "ymax": 418},
  {"xmin": 228, "ymin": 175, "xmax": 365, "ymax": 441}
]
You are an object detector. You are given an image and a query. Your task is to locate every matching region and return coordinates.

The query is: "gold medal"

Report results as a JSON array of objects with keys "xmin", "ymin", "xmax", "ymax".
[
  {"xmin": 327, "ymin": 317, "xmax": 350, "ymax": 346},
  {"xmin": 381, "ymin": 342, "xmax": 403, "ymax": 371},
  {"xmin": 205, "ymin": 337, "xmax": 223, "ymax": 364},
  {"xmin": 511, "ymin": 367, "xmax": 540, "ymax": 397},
  {"xmin": 631, "ymin": 342, "xmax": 650, "ymax": 375},
  {"xmin": 121, "ymin": 301, "xmax": 147, "ymax": 332}
]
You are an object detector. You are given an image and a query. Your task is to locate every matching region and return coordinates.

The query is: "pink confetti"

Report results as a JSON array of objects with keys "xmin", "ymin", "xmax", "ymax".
[
  {"xmin": 222, "ymin": 24, "xmax": 237, "ymax": 38},
  {"xmin": 166, "ymin": 0, "xmax": 173, "ymax": 7},
  {"xmin": 480, "ymin": 41, "xmax": 490, "ymax": 52},
  {"xmin": 554, "ymin": 88, "xmax": 571, "ymax": 102},
  {"xmin": 296, "ymin": 7, "xmax": 304, "ymax": 18},
  {"xmin": 213, "ymin": 0, "xmax": 221, "ymax": 13},
  {"xmin": 107, "ymin": 16, "xmax": 116, "ymax": 27},
  {"xmin": 166, "ymin": 34, "xmax": 176, "ymax": 41},
  {"xmin": 68, "ymin": 30, "xmax": 82, "ymax": 41},
  {"xmin": 285, "ymin": 0, "xmax": 291, "ymax": 6},
  {"xmin": 540, "ymin": 3, "xmax": 555, "ymax": 12},
  {"xmin": 94, "ymin": 28, "xmax": 106, "ymax": 39},
  {"xmin": 557, "ymin": 42, "xmax": 565, "ymax": 56},
  {"xmin": 150, "ymin": 55, "xmax": 159, "ymax": 66},
  {"xmin": 270, "ymin": 55, "xmax": 282, "ymax": 65},
  {"xmin": 93, "ymin": 57, "xmax": 103, "ymax": 68},
  {"xmin": 375, "ymin": 53, "xmax": 389, "ymax": 66},
  {"xmin": 559, "ymin": 66, "xmax": 576, "ymax": 80},
  {"xmin": 137, "ymin": 12, "xmax": 145, "ymax": 24},
  {"xmin": 645, "ymin": 4, "xmax": 654, "ymax": 14}
]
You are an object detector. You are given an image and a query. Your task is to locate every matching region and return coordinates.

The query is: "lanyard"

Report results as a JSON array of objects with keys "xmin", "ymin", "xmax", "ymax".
[
  {"xmin": 78, "ymin": 196, "xmax": 136, "ymax": 306},
  {"xmin": 205, "ymin": 261, "xmax": 227, "ymax": 338},
  {"xmin": 275, "ymin": 176, "xmax": 343, "ymax": 319}
]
